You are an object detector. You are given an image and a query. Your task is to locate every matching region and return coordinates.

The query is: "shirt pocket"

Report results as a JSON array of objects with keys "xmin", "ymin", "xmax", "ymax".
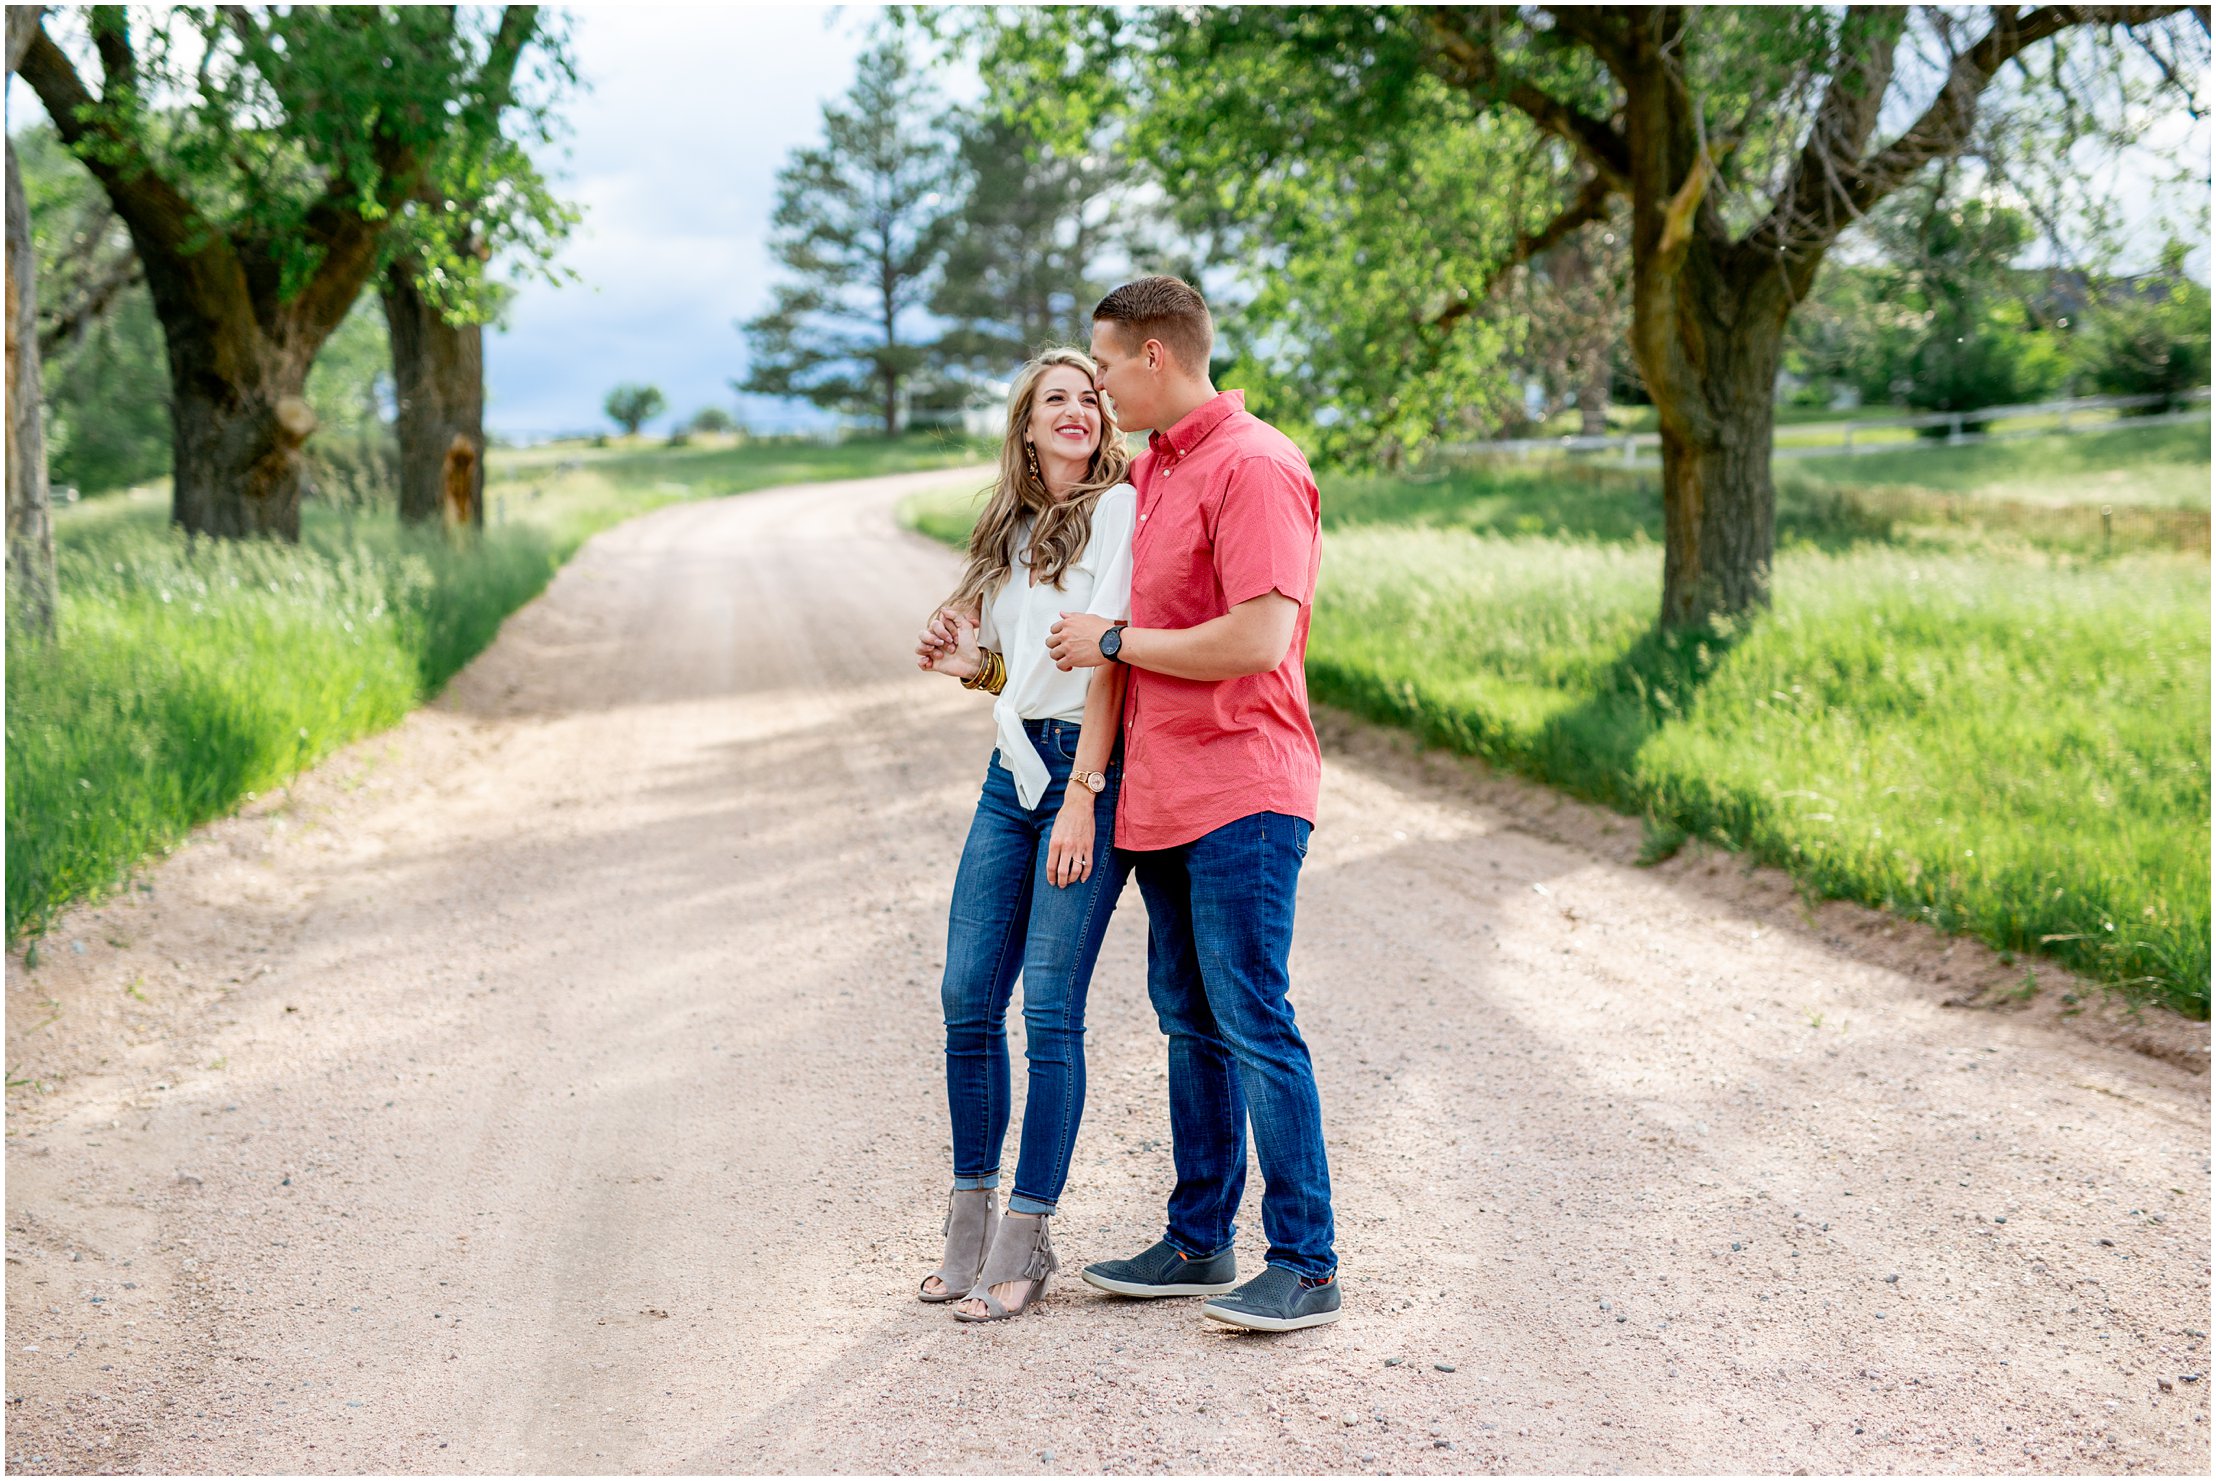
[{"xmin": 1134, "ymin": 511, "xmax": 1220, "ymax": 625}]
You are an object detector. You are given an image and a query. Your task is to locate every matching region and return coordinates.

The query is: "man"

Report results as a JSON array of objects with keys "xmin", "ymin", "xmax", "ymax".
[{"xmin": 1046, "ymin": 275, "xmax": 1339, "ymax": 1332}]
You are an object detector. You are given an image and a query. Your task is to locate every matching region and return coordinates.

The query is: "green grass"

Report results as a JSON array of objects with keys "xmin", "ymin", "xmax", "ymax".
[
  {"xmin": 1784, "ymin": 419, "xmax": 2213, "ymax": 509},
  {"xmin": 904, "ymin": 435, "xmax": 2211, "ymax": 1016},
  {"xmin": 495, "ymin": 428, "xmax": 990, "ymax": 497},
  {"xmin": 1534, "ymin": 400, "xmax": 2199, "ymax": 444},
  {"xmin": 7, "ymin": 431, "xmax": 988, "ymax": 944},
  {"xmin": 907, "ymin": 480, "xmax": 995, "ymax": 549},
  {"xmin": 1364, "ymin": 429, "xmax": 2211, "ymax": 558}
]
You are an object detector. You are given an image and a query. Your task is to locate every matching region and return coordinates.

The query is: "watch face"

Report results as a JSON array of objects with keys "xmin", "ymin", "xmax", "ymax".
[{"xmin": 1100, "ymin": 626, "xmax": 1122, "ymax": 660}]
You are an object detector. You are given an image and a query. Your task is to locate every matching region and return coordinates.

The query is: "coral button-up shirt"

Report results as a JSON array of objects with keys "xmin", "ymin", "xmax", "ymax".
[{"xmin": 1115, "ymin": 390, "xmax": 1324, "ymax": 852}]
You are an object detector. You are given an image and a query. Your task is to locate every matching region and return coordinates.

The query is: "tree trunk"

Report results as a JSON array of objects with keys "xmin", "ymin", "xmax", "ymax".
[
  {"xmin": 1575, "ymin": 366, "xmax": 1610, "ymax": 437},
  {"xmin": 1623, "ymin": 10, "xmax": 1788, "ymax": 630},
  {"xmin": 382, "ymin": 255, "xmax": 484, "ymax": 527},
  {"xmin": 5, "ymin": 131, "xmax": 58, "ymax": 636},
  {"xmin": 1652, "ymin": 315, "xmax": 1785, "ymax": 627},
  {"xmin": 165, "ymin": 327, "xmax": 317, "ymax": 541},
  {"xmin": 6, "ymin": 9, "xmax": 57, "ymax": 636}
]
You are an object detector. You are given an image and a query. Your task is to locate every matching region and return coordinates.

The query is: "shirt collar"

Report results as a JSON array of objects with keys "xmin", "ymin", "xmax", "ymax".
[{"xmin": 1147, "ymin": 389, "xmax": 1245, "ymax": 461}]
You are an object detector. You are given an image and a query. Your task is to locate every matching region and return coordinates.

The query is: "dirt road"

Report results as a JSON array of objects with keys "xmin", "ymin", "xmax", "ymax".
[{"xmin": 6, "ymin": 466, "xmax": 2209, "ymax": 1474}]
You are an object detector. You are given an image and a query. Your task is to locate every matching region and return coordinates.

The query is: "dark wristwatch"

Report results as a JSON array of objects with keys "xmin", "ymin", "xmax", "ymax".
[{"xmin": 1098, "ymin": 623, "xmax": 1126, "ymax": 664}]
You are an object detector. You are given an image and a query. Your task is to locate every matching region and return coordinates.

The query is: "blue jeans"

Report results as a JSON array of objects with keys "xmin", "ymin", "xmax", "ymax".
[
  {"xmin": 941, "ymin": 719, "xmax": 1130, "ymax": 1216},
  {"xmin": 1131, "ymin": 811, "xmax": 1335, "ymax": 1279}
]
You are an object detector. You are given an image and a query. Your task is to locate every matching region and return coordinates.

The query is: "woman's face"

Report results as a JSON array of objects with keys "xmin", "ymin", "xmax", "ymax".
[{"xmin": 1026, "ymin": 364, "xmax": 1103, "ymax": 483}]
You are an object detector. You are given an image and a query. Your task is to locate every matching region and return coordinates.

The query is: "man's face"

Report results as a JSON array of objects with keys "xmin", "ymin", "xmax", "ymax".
[{"xmin": 1088, "ymin": 321, "xmax": 1155, "ymax": 435}]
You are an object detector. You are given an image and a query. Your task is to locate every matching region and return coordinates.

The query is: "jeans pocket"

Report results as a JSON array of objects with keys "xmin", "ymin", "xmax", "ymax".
[
  {"xmin": 1051, "ymin": 726, "xmax": 1082, "ymax": 762},
  {"xmin": 1293, "ymin": 819, "xmax": 1311, "ymax": 856}
]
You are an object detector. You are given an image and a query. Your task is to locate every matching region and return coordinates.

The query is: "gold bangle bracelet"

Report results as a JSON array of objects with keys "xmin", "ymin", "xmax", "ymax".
[{"xmin": 963, "ymin": 649, "xmax": 1006, "ymax": 694}]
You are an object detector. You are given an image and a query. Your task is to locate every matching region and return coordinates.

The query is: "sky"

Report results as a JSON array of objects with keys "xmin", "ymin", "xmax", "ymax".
[{"xmin": 481, "ymin": 5, "xmax": 903, "ymax": 440}]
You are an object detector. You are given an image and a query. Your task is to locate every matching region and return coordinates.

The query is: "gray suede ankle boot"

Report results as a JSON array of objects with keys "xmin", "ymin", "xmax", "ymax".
[
  {"xmin": 951, "ymin": 1211, "xmax": 1058, "ymax": 1322},
  {"xmin": 920, "ymin": 1186, "xmax": 998, "ymax": 1303}
]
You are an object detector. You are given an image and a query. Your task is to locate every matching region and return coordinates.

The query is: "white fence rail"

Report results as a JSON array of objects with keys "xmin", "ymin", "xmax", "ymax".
[{"xmin": 1438, "ymin": 388, "xmax": 2213, "ymax": 466}]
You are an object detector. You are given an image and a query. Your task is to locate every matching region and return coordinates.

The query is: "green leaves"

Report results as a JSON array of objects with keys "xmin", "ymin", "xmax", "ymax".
[
  {"xmin": 928, "ymin": 105, "xmax": 1131, "ymax": 375},
  {"xmin": 942, "ymin": 5, "xmax": 1588, "ymax": 459},
  {"xmin": 603, "ymin": 384, "xmax": 667, "ymax": 438},
  {"xmin": 35, "ymin": 5, "xmax": 572, "ymax": 324}
]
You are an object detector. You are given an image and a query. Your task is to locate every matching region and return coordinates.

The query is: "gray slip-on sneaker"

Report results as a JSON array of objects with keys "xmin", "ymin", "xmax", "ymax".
[
  {"xmin": 1079, "ymin": 1239, "xmax": 1237, "ymax": 1298},
  {"xmin": 1201, "ymin": 1265, "xmax": 1343, "ymax": 1332}
]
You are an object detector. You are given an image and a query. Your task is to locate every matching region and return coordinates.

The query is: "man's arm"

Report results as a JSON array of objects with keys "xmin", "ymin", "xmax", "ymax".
[{"xmin": 1047, "ymin": 593, "xmax": 1299, "ymax": 682}]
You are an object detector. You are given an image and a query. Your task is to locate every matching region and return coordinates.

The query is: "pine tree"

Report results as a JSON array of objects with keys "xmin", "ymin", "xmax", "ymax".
[
  {"xmin": 739, "ymin": 40, "xmax": 954, "ymax": 437},
  {"xmin": 930, "ymin": 109, "xmax": 1127, "ymax": 380}
]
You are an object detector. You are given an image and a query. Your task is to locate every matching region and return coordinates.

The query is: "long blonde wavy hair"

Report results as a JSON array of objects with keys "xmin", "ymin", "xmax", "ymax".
[{"xmin": 941, "ymin": 347, "xmax": 1132, "ymax": 620}]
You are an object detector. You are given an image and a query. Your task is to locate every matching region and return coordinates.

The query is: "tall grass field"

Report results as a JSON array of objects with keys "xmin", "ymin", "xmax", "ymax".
[
  {"xmin": 904, "ymin": 421, "xmax": 2211, "ymax": 1016},
  {"xmin": 6, "ymin": 432, "xmax": 987, "ymax": 944}
]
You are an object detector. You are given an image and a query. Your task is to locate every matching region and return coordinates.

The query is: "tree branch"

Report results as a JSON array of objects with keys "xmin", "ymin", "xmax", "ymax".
[
  {"xmin": 477, "ymin": 4, "xmax": 539, "ymax": 119},
  {"xmin": 287, "ymin": 130, "xmax": 426, "ymax": 336},
  {"xmin": 38, "ymin": 242, "xmax": 142, "ymax": 358},
  {"xmin": 6, "ymin": 7, "xmax": 45, "ymax": 75},
  {"xmin": 283, "ymin": 10, "xmax": 465, "ymax": 334},
  {"xmin": 1655, "ymin": 149, "xmax": 1710, "ymax": 264},
  {"xmin": 1738, "ymin": 3, "xmax": 2188, "ymax": 285},
  {"xmin": 87, "ymin": 4, "xmax": 133, "ymax": 93},
  {"xmin": 1421, "ymin": 8, "xmax": 1632, "ymax": 188},
  {"xmin": 16, "ymin": 25, "xmax": 200, "ymax": 262},
  {"xmin": 1428, "ymin": 169, "xmax": 1619, "ymax": 330},
  {"xmin": 2130, "ymin": 22, "xmax": 2208, "ymax": 114},
  {"xmin": 1745, "ymin": 5, "xmax": 1905, "ymax": 257},
  {"xmin": 1541, "ymin": 5, "xmax": 1632, "ymax": 78},
  {"xmin": 1846, "ymin": 5, "xmax": 2189, "ymax": 217}
]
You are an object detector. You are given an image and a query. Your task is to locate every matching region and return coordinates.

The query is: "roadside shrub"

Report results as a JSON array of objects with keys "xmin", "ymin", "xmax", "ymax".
[
  {"xmin": 1904, "ymin": 305, "xmax": 2068, "ymax": 432},
  {"xmin": 2079, "ymin": 278, "xmax": 2213, "ymax": 410}
]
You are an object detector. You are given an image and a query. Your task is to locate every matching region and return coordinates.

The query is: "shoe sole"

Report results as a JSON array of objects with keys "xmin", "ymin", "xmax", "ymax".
[
  {"xmin": 1200, "ymin": 1302, "xmax": 1344, "ymax": 1332},
  {"xmin": 1080, "ymin": 1268, "xmax": 1238, "ymax": 1299}
]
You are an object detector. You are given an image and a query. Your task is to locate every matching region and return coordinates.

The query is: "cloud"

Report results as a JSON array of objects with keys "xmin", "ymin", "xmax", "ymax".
[{"xmin": 487, "ymin": 5, "xmax": 887, "ymax": 436}]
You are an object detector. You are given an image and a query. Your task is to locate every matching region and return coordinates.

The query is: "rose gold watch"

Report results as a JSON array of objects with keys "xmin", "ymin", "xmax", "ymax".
[{"xmin": 1069, "ymin": 770, "xmax": 1107, "ymax": 796}]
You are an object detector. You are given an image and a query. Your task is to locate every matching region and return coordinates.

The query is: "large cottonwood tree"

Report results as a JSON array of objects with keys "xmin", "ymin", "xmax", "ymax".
[
  {"xmin": 17, "ymin": 6, "xmax": 549, "ymax": 540},
  {"xmin": 1469, "ymin": 5, "xmax": 2198, "ymax": 626}
]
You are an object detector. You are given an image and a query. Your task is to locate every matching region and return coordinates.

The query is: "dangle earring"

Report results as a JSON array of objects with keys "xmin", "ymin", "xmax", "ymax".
[{"xmin": 1024, "ymin": 440, "xmax": 1041, "ymax": 481}]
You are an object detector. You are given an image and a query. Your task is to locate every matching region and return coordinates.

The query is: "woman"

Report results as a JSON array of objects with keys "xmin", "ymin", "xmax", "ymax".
[{"xmin": 911, "ymin": 347, "xmax": 1135, "ymax": 1322}]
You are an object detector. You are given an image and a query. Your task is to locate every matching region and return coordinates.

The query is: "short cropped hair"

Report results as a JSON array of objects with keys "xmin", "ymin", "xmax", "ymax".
[{"xmin": 1092, "ymin": 276, "xmax": 1213, "ymax": 375}]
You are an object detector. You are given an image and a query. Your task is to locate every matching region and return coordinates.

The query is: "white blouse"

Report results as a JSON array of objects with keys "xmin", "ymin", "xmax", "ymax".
[{"xmin": 978, "ymin": 483, "xmax": 1137, "ymax": 808}]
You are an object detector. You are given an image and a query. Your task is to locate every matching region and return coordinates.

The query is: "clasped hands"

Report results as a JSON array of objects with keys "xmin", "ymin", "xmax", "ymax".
[
  {"xmin": 914, "ymin": 607, "xmax": 982, "ymax": 679},
  {"xmin": 915, "ymin": 608, "xmax": 1117, "ymax": 677}
]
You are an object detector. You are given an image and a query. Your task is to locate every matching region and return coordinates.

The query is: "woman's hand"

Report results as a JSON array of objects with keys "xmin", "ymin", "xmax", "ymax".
[
  {"xmin": 1047, "ymin": 789, "xmax": 1095, "ymax": 888},
  {"xmin": 915, "ymin": 606, "xmax": 982, "ymax": 680}
]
